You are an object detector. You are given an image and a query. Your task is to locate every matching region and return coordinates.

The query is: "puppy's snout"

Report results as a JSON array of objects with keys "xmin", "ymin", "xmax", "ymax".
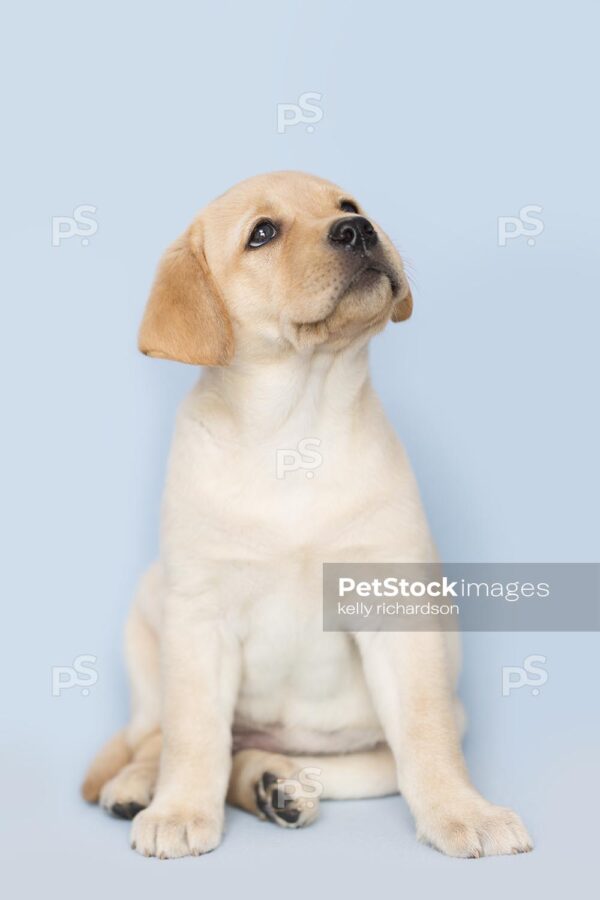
[{"xmin": 329, "ymin": 216, "xmax": 378, "ymax": 252}]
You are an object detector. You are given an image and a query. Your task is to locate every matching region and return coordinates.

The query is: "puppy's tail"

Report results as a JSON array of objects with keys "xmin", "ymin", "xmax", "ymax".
[{"xmin": 81, "ymin": 730, "xmax": 132, "ymax": 803}]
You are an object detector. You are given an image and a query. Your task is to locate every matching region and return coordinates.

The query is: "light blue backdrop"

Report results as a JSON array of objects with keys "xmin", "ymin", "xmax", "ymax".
[{"xmin": 2, "ymin": 1, "xmax": 598, "ymax": 898}]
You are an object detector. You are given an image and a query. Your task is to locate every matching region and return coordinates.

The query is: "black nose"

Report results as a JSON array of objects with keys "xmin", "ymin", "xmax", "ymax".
[{"xmin": 329, "ymin": 215, "xmax": 378, "ymax": 252}]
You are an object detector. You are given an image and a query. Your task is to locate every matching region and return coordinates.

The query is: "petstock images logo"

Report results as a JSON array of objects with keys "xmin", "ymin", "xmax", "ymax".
[{"xmin": 323, "ymin": 563, "xmax": 600, "ymax": 632}]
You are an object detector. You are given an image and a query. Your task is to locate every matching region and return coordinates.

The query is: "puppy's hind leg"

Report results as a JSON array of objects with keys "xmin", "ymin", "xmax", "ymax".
[
  {"xmin": 81, "ymin": 729, "xmax": 132, "ymax": 804},
  {"xmin": 228, "ymin": 750, "xmax": 320, "ymax": 829},
  {"xmin": 292, "ymin": 745, "xmax": 398, "ymax": 800},
  {"xmin": 100, "ymin": 731, "xmax": 162, "ymax": 819},
  {"xmin": 122, "ymin": 573, "xmax": 162, "ymax": 750},
  {"xmin": 81, "ymin": 564, "xmax": 163, "ymax": 807},
  {"xmin": 227, "ymin": 745, "xmax": 398, "ymax": 828}
]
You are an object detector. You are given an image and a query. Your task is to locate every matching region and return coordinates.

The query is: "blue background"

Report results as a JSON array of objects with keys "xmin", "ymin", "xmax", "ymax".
[{"xmin": 2, "ymin": 1, "xmax": 598, "ymax": 897}]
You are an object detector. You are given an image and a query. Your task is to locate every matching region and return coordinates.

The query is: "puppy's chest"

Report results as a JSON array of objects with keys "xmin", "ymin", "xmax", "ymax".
[
  {"xmin": 179, "ymin": 438, "xmax": 380, "ymax": 555},
  {"xmin": 240, "ymin": 606, "xmax": 342, "ymax": 696},
  {"xmin": 233, "ymin": 577, "xmax": 374, "ymax": 727}
]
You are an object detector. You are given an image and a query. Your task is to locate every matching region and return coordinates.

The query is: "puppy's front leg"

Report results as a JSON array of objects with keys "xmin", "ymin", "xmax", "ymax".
[
  {"xmin": 356, "ymin": 631, "xmax": 532, "ymax": 858},
  {"xmin": 131, "ymin": 595, "xmax": 240, "ymax": 859}
]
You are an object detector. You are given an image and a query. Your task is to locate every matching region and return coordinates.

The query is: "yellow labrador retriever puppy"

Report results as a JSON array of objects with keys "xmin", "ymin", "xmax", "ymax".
[{"xmin": 82, "ymin": 171, "xmax": 532, "ymax": 859}]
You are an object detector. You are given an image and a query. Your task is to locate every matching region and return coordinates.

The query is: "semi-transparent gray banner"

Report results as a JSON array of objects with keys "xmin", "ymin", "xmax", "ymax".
[{"xmin": 322, "ymin": 563, "xmax": 600, "ymax": 631}]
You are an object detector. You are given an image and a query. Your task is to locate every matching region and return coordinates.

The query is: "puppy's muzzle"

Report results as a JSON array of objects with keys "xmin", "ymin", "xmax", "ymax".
[{"xmin": 329, "ymin": 215, "xmax": 378, "ymax": 253}]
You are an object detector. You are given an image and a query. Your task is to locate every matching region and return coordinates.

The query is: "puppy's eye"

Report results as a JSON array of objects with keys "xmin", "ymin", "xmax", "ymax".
[
  {"xmin": 247, "ymin": 220, "xmax": 277, "ymax": 249},
  {"xmin": 340, "ymin": 200, "xmax": 359, "ymax": 214}
]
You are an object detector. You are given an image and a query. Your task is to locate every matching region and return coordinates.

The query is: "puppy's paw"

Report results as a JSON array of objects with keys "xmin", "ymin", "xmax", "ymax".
[
  {"xmin": 130, "ymin": 807, "xmax": 223, "ymax": 859},
  {"xmin": 255, "ymin": 771, "xmax": 320, "ymax": 829},
  {"xmin": 416, "ymin": 798, "xmax": 533, "ymax": 858},
  {"xmin": 100, "ymin": 763, "xmax": 155, "ymax": 819}
]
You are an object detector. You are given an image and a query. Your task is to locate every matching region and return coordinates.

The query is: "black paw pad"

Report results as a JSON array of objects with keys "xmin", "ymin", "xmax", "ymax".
[
  {"xmin": 255, "ymin": 771, "xmax": 308, "ymax": 829},
  {"xmin": 111, "ymin": 801, "xmax": 146, "ymax": 820},
  {"xmin": 261, "ymin": 772, "xmax": 278, "ymax": 791},
  {"xmin": 276, "ymin": 806, "xmax": 301, "ymax": 824}
]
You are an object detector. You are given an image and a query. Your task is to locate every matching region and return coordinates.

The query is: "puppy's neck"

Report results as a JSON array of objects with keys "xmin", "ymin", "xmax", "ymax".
[{"xmin": 198, "ymin": 344, "xmax": 373, "ymax": 441}]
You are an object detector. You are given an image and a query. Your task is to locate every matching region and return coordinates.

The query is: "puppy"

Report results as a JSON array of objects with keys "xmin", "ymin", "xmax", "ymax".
[{"xmin": 82, "ymin": 171, "xmax": 532, "ymax": 859}]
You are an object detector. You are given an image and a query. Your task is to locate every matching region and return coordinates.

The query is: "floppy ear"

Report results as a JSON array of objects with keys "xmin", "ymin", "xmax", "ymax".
[
  {"xmin": 391, "ymin": 283, "xmax": 413, "ymax": 323},
  {"xmin": 138, "ymin": 226, "xmax": 234, "ymax": 366}
]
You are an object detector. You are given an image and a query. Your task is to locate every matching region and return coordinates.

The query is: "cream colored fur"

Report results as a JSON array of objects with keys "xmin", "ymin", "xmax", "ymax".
[{"xmin": 83, "ymin": 172, "xmax": 531, "ymax": 860}]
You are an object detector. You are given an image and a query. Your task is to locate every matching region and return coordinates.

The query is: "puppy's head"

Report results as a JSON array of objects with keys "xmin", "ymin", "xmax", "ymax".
[{"xmin": 139, "ymin": 172, "xmax": 412, "ymax": 365}]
